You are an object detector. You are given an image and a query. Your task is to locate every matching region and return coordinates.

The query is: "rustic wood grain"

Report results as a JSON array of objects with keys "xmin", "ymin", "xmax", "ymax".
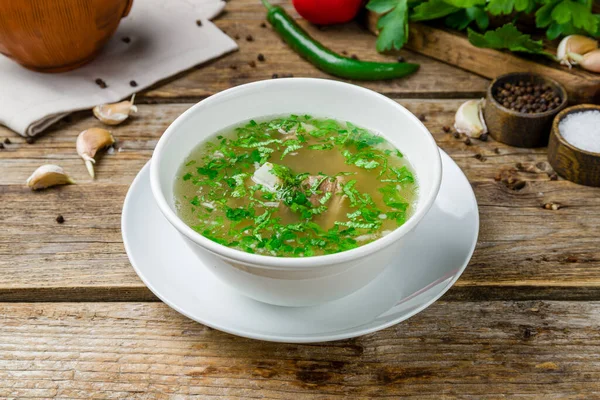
[
  {"xmin": 365, "ymin": 13, "xmax": 600, "ymax": 103},
  {"xmin": 0, "ymin": 301, "xmax": 599, "ymax": 398},
  {"xmin": 136, "ymin": 0, "xmax": 489, "ymax": 100},
  {"xmin": 3, "ymin": 2, "xmax": 600, "ymax": 396},
  {"xmin": 1, "ymin": 100, "xmax": 600, "ymax": 301}
]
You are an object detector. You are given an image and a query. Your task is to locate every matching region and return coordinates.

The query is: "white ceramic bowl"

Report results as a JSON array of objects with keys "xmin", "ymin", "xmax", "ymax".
[{"xmin": 150, "ymin": 78, "xmax": 442, "ymax": 307}]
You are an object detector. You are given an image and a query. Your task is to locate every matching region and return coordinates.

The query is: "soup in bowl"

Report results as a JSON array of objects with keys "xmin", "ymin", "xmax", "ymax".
[{"xmin": 150, "ymin": 78, "xmax": 442, "ymax": 306}]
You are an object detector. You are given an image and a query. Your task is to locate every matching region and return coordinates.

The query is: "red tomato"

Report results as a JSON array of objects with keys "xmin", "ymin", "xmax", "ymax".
[{"xmin": 292, "ymin": 0, "xmax": 363, "ymax": 25}]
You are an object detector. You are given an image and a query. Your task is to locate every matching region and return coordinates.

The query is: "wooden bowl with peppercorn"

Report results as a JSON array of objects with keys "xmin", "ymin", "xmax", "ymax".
[
  {"xmin": 483, "ymin": 72, "xmax": 568, "ymax": 148},
  {"xmin": 548, "ymin": 104, "xmax": 600, "ymax": 187}
]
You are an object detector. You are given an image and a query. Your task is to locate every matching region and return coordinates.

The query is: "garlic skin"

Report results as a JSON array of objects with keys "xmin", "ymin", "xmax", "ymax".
[
  {"xmin": 93, "ymin": 94, "xmax": 137, "ymax": 126},
  {"xmin": 76, "ymin": 128, "xmax": 115, "ymax": 178},
  {"xmin": 26, "ymin": 164, "xmax": 74, "ymax": 190},
  {"xmin": 454, "ymin": 99, "xmax": 488, "ymax": 138},
  {"xmin": 569, "ymin": 49, "xmax": 600, "ymax": 73},
  {"xmin": 556, "ymin": 35, "xmax": 598, "ymax": 67}
]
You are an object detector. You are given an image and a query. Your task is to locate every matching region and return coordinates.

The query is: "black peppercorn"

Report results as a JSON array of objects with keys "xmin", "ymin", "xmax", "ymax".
[
  {"xmin": 494, "ymin": 80, "xmax": 561, "ymax": 114},
  {"xmin": 95, "ymin": 78, "xmax": 107, "ymax": 89}
]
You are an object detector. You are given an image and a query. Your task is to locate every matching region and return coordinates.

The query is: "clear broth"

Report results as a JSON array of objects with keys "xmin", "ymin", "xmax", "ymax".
[{"xmin": 174, "ymin": 115, "xmax": 418, "ymax": 257}]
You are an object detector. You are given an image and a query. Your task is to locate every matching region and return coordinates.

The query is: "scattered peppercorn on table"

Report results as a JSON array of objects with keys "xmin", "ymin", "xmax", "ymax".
[{"xmin": 1, "ymin": 0, "xmax": 600, "ymax": 397}]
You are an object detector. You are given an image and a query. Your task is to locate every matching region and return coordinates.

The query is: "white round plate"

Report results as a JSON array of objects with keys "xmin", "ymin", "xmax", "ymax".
[{"xmin": 122, "ymin": 150, "xmax": 479, "ymax": 343}]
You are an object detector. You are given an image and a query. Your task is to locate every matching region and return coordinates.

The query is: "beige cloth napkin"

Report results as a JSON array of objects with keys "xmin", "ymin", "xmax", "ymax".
[{"xmin": 0, "ymin": 0, "xmax": 237, "ymax": 137}]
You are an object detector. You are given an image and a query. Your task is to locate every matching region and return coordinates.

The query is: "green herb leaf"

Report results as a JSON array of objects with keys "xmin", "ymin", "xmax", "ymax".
[
  {"xmin": 486, "ymin": 0, "xmax": 536, "ymax": 16},
  {"xmin": 410, "ymin": 0, "xmax": 459, "ymax": 22},
  {"xmin": 334, "ymin": 221, "xmax": 379, "ymax": 229},
  {"xmin": 536, "ymin": 0, "xmax": 599, "ymax": 38},
  {"xmin": 347, "ymin": 210, "xmax": 362, "ymax": 219},
  {"xmin": 366, "ymin": 0, "xmax": 400, "ymax": 14},
  {"xmin": 190, "ymin": 196, "xmax": 201, "ymax": 206},
  {"xmin": 381, "ymin": 166, "xmax": 414, "ymax": 184},
  {"xmin": 371, "ymin": 0, "xmax": 410, "ymax": 52},
  {"xmin": 250, "ymin": 149, "xmax": 261, "ymax": 162},
  {"xmin": 469, "ymin": 6, "xmax": 490, "ymax": 30},
  {"xmin": 280, "ymin": 140, "xmax": 303, "ymax": 159},
  {"xmin": 319, "ymin": 192, "xmax": 332, "ymax": 205},
  {"xmin": 225, "ymin": 207, "xmax": 253, "ymax": 222},
  {"xmin": 535, "ymin": 0, "xmax": 557, "ymax": 28},
  {"xmin": 345, "ymin": 122, "xmax": 386, "ymax": 150},
  {"xmin": 545, "ymin": 21, "xmax": 569, "ymax": 39},
  {"xmin": 446, "ymin": 5, "xmax": 489, "ymax": 30},
  {"xmin": 387, "ymin": 210, "xmax": 407, "ymax": 224},
  {"xmin": 551, "ymin": 0, "xmax": 598, "ymax": 34},
  {"xmin": 197, "ymin": 166, "xmax": 218, "ymax": 179},
  {"xmin": 269, "ymin": 163, "xmax": 296, "ymax": 186},
  {"xmin": 182, "ymin": 173, "xmax": 193, "ymax": 181},
  {"xmin": 308, "ymin": 143, "xmax": 334, "ymax": 150},
  {"xmin": 467, "ymin": 23, "xmax": 551, "ymax": 55},
  {"xmin": 355, "ymin": 159, "xmax": 380, "ymax": 169},
  {"xmin": 442, "ymin": 0, "xmax": 485, "ymax": 7},
  {"xmin": 379, "ymin": 185, "xmax": 409, "ymax": 209}
]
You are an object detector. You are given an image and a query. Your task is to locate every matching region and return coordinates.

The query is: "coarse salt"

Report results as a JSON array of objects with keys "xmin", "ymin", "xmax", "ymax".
[{"xmin": 558, "ymin": 110, "xmax": 600, "ymax": 153}]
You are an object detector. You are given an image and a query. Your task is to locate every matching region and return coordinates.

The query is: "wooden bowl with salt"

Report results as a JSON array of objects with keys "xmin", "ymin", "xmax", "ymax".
[{"xmin": 548, "ymin": 104, "xmax": 600, "ymax": 187}]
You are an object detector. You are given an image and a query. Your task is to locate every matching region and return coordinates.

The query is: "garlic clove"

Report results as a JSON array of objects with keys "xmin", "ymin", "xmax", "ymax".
[
  {"xmin": 556, "ymin": 35, "xmax": 598, "ymax": 67},
  {"xmin": 454, "ymin": 99, "xmax": 488, "ymax": 138},
  {"xmin": 76, "ymin": 128, "xmax": 115, "ymax": 178},
  {"xmin": 26, "ymin": 164, "xmax": 75, "ymax": 190},
  {"xmin": 92, "ymin": 94, "xmax": 138, "ymax": 126},
  {"xmin": 569, "ymin": 49, "xmax": 600, "ymax": 73}
]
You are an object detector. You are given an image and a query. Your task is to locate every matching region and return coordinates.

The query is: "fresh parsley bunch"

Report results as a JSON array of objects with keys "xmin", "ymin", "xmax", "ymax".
[{"xmin": 366, "ymin": 0, "xmax": 599, "ymax": 55}]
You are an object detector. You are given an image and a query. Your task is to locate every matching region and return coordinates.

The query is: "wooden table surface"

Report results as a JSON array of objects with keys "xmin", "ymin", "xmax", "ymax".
[{"xmin": 1, "ymin": 1, "xmax": 600, "ymax": 398}]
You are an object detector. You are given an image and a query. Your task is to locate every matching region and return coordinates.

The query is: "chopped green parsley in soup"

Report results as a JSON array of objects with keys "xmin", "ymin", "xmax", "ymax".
[{"xmin": 174, "ymin": 115, "xmax": 418, "ymax": 257}]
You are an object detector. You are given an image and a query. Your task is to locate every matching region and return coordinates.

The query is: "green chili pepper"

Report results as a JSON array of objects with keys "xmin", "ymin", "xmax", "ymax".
[{"xmin": 261, "ymin": 0, "xmax": 419, "ymax": 81}]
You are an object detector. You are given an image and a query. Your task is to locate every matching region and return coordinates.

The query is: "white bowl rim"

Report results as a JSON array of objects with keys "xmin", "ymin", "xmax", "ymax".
[{"xmin": 150, "ymin": 78, "xmax": 442, "ymax": 269}]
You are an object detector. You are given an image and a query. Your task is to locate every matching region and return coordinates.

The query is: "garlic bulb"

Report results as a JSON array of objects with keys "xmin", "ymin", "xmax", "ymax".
[
  {"xmin": 26, "ymin": 164, "xmax": 74, "ymax": 190},
  {"xmin": 454, "ymin": 99, "xmax": 488, "ymax": 138},
  {"xmin": 556, "ymin": 35, "xmax": 598, "ymax": 67},
  {"xmin": 569, "ymin": 49, "xmax": 600, "ymax": 73},
  {"xmin": 76, "ymin": 128, "xmax": 115, "ymax": 178},
  {"xmin": 93, "ymin": 94, "xmax": 137, "ymax": 126}
]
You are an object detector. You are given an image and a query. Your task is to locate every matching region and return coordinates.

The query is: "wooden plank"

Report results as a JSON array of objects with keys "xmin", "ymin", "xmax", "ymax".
[
  {"xmin": 136, "ymin": 0, "xmax": 489, "ymax": 100},
  {"xmin": 0, "ymin": 301, "xmax": 599, "ymax": 398},
  {"xmin": 1, "ymin": 101, "xmax": 599, "ymax": 302},
  {"xmin": 365, "ymin": 14, "xmax": 600, "ymax": 103}
]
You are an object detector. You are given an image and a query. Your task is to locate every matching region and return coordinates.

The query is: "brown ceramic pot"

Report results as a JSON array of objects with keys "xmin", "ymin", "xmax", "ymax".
[
  {"xmin": 0, "ymin": 0, "xmax": 133, "ymax": 72},
  {"xmin": 548, "ymin": 104, "xmax": 600, "ymax": 187},
  {"xmin": 483, "ymin": 72, "xmax": 568, "ymax": 148}
]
